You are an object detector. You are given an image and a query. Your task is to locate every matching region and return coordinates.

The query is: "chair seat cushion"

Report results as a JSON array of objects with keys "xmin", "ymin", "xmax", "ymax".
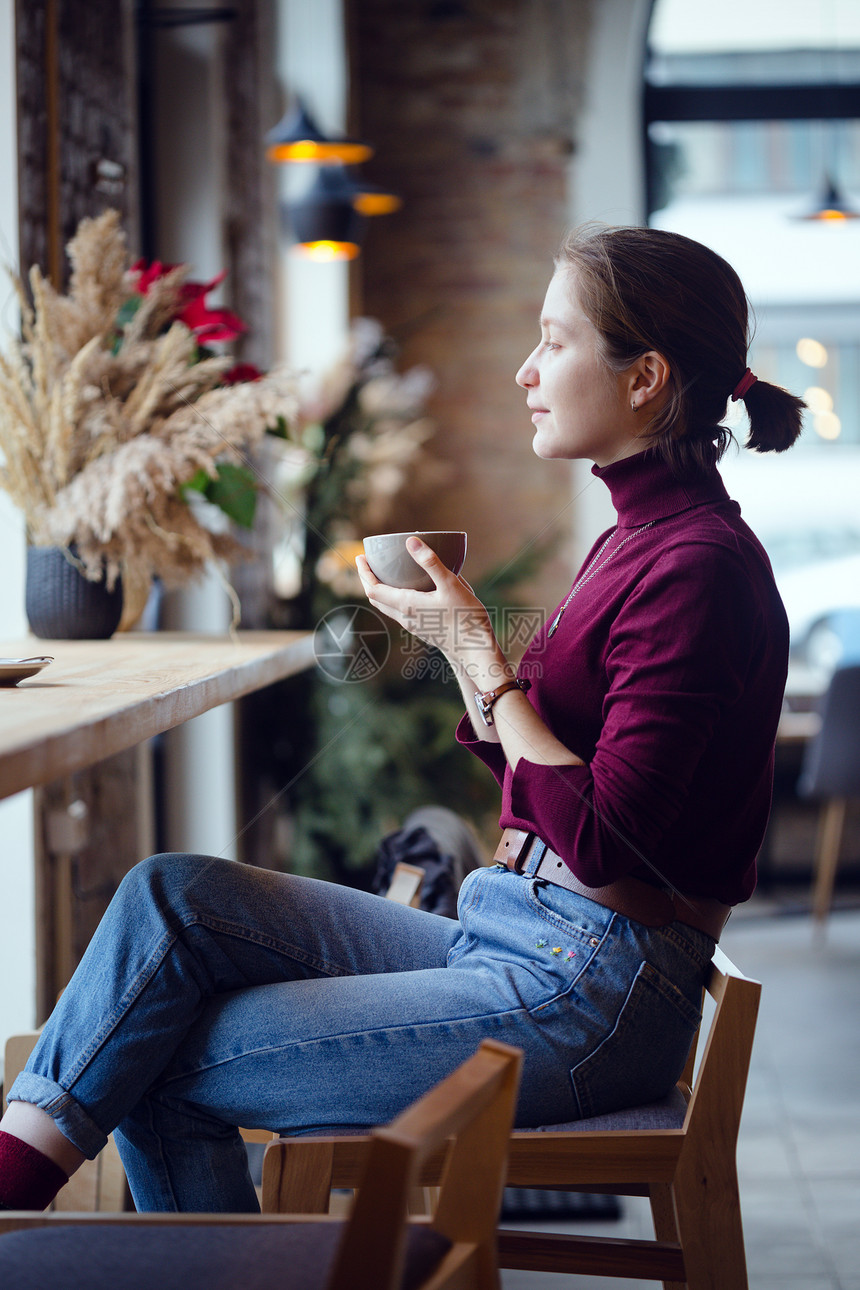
[
  {"xmin": 0, "ymin": 1220, "xmax": 451, "ymax": 1290},
  {"xmin": 534, "ymin": 1084, "xmax": 688, "ymax": 1133}
]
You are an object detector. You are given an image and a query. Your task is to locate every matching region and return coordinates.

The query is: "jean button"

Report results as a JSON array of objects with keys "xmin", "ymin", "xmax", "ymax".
[{"xmin": 589, "ymin": 936, "xmax": 599, "ymax": 947}]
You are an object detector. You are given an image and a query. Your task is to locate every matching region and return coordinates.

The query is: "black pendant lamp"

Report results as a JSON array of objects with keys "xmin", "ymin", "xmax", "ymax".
[
  {"xmin": 287, "ymin": 166, "xmax": 365, "ymax": 261},
  {"xmin": 268, "ymin": 98, "xmax": 400, "ymax": 259},
  {"xmin": 796, "ymin": 173, "xmax": 860, "ymax": 222},
  {"xmin": 266, "ymin": 99, "xmax": 372, "ymax": 166}
]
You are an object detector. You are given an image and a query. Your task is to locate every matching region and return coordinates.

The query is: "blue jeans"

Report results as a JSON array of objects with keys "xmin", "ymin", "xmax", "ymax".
[{"xmin": 9, "ymin": 852, "xmax": 713, "ymax": 1212}]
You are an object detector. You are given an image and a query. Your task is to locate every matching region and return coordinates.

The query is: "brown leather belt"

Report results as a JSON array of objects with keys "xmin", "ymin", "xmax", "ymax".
[{"xmin": 493, "ymin": 828, "xmax": 731, "ymax": 942}]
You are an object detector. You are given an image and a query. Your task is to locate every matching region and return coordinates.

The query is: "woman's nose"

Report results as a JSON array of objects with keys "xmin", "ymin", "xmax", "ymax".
[{"xmin": 516, "ymin": 350, "xmax": 538, "ymax": 388}]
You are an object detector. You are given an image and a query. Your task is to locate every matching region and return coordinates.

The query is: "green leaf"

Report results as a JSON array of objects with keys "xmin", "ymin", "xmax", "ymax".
[
  {"xmin": 265, "ymin": 415, "xmax": 290, "ymax": 440},
  {"xmin": 111, "ymin": 295, "xmax": 143, "ymax": 353},
  {"xmin": 115, "ymin": 296, "xmax": 142, "ymax": 328},
  {"xmin": 181, "ymin": 469, "xmax": 210, "ymax": 496},
  {"xmin": 201, "ymin": 462, "xmax": 258, "ymax": 529}
]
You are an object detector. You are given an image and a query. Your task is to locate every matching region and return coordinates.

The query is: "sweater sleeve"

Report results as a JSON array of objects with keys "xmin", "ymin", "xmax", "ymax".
[
  {"xmin": 455, "ymin": 711, "xmax": 509, "ymax": 786},
  {"xmin": 504, "ymin": 544, "xmax": 759, "ymax": 886}
]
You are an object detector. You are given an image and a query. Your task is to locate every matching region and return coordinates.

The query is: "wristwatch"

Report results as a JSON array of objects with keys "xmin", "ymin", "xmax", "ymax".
[{"xmin": 473, "ymin": 678, "xmax": 528, "ymax": 727}]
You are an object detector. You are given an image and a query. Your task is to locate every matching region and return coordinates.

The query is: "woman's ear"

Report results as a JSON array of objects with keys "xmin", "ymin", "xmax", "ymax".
[{"xmin": 629, "ymin": 351, "xmax": 671, "ymax": 407}]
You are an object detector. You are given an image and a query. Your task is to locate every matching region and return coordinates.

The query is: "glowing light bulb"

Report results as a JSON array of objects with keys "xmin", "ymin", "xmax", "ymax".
[
  {"xmin": 803, "ymin": 386, "xmax": 833, "ymax": 413},
  {"xmin": 295, "ymin": 241, "xmax": 361, "ymax": 262},
  {"xmin": 796, "ymin": 338, "xmax": 828, "ymax": 368},
  {"xmin": 267, "ymin": 141, "xmax": 373, "ymax": 165},
  {"xmin": 353, "ymin": 191, "xmax": 403, "ymax": 216}
]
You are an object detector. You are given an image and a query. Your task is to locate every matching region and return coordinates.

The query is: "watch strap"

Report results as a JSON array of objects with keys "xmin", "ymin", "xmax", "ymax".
[{"xmin": 474, "ymin": 678, "xmax": 526, "ymax": 726}]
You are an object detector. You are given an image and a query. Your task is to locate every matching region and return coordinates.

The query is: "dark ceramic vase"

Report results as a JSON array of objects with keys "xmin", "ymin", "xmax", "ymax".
[{"xmin": 25, "ymin": 546, "xmax": 123, "ymax": 640}]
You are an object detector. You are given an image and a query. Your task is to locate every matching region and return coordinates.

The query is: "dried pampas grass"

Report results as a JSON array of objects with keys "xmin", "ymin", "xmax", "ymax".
[{"xmin": 0, "ymin": 209, "xmax": 297, "ymax": 611}]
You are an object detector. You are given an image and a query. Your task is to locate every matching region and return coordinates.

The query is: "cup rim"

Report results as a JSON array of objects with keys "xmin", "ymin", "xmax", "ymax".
[{"xmin": 363, "ymin": 530, "xmax": 466, "ymax": 543}]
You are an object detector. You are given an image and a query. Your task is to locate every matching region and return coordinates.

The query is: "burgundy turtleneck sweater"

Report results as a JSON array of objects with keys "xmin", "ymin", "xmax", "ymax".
[{"xmin": 456, "ymin": 449, "xmax": 789, "ymax": 905}]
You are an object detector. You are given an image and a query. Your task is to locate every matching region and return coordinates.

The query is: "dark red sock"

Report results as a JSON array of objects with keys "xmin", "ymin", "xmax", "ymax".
[{"xmin": 0, "ymin": 1130, "xmax": 69, "ymax": 1210}]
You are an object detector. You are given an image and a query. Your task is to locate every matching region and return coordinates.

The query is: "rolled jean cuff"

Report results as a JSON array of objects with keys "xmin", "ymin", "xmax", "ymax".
[{"xmin": 6, "ymin": 1071, "xmax": 108, "ymax": 1160}]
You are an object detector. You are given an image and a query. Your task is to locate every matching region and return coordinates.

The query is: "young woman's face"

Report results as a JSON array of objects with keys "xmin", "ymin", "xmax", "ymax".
[{"xmin": 515, "ymin": 268, "xmax": 640, "ymax": 467}]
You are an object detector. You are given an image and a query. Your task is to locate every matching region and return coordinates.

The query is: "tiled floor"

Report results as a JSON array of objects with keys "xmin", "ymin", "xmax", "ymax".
[{"xmin": 500, "ymin": 896, "xmax": 860, "ymax": 1289}]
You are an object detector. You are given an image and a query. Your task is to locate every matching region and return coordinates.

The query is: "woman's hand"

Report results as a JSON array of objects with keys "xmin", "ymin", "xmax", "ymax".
[
  {"xmin": 355, "ymin": 536, "xmax": 509, "ymax": 688},
  {"xmin": 356, "ymin": 537, "xmax": 583, "ymax": 768}
]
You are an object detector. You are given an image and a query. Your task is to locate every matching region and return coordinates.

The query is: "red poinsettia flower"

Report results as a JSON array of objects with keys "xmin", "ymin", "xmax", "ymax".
[
  {"xmin": 222, "ymin": 362, "xmax": 263, "ymax": 385},
  {"xmin": 130, "ymin": 261, "xmax": 247, "ymax": 343},
  {"xmin": 178, "ymin": 292, "xmax": 247, "ymax": 344},
  {"xmin": 131, "ymin": 258, "xmax": 178, "ymax": 292}
]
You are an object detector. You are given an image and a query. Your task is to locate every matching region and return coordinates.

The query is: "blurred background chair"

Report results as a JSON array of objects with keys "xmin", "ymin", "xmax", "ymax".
[
  {"xmin": 798, "ymin": 663, "xmax": 860, "ymax": 928},
  {"xmin": 0, "ymin": 1038, "xmax": 522, "ymax": 1290},
  {"xmin": 262, "ymin": 947, "xmax": 762, "ymax": 1290}
]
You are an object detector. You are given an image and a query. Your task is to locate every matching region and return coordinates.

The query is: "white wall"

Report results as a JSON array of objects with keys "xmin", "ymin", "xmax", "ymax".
[
  {"xmin": 152, "ymin": 6, "xmax": 238, "ymax": 860},
  {"xmin": 570, "ymin": 0, "xmax": 650, "ymax": 230},
  {"xmin": 0, "ymin": 0, "xmax": 38, "ymax": 1050},
  {"xmin": 274, "ymin": 0, "xmax": 351, "ymax": 384}
]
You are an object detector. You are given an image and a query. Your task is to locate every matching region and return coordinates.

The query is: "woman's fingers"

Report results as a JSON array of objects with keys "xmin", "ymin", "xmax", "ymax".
[
  {"xmin": 405, "ymin": 536, "xmax": 458, "ymax": 590},
  {"xmin": 355, "ymin": 554, "xmax": 412, "ymax": 627},
  {"xmin": 354, "ymin": 553, "xmax": 379, "ymax": 588}
]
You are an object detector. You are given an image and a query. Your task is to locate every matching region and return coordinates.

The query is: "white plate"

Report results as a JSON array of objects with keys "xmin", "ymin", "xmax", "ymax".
[{"xmin": 0, "ymin": 657, "xmax": 54, "ymax": 686}]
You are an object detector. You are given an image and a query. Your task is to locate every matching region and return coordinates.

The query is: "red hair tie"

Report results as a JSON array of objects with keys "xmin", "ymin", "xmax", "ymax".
[{"xmin": 731, "ymin": 368, "xmax": 757, "ymax": 401}]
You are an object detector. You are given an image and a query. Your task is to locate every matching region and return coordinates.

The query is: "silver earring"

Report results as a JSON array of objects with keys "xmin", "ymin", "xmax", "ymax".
[{"xmin": 631, "ymin": 401, "xmax": 637, "ymax": 412}]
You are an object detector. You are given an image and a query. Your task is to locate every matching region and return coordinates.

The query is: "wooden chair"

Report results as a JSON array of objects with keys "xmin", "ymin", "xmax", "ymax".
[
  {"xmin": 260, "ymin": 947, "xmax": 761, "ymax": 1290},
  {"xmin": 0, "ymin": 1038, "xmax": 522, "ymax": 1290}
]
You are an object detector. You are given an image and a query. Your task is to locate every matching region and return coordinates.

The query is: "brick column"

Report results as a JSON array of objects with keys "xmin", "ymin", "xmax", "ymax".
[{"xmin": 349, "ymin": 0, "xmax": 593, "ymax": 614}]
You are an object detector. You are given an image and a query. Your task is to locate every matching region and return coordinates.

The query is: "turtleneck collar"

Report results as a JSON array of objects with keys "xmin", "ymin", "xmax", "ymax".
[{"xmin": 592, "ymin": 449, "xmax": 732, "ymax": 530}]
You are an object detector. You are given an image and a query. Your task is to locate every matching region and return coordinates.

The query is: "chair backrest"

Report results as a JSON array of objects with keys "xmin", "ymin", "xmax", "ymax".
[
  {"xmin": 679, "ymin": 946, "xmax": 761, "ymax": 1151},
  {"xmin": 276, "ymin": 1038, "xmax": 522, "ymax": 1290},
  {"xmin": 3, "ymin": 1033, "xmax": 41, "ymax": 1115},
  {"xmin": 799, "ymin": 662, "xmax": 860, "ymax": 798}
]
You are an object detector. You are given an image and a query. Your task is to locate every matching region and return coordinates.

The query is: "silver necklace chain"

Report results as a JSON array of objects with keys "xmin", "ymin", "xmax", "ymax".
[{"xmin": 547, "ymin": 521, "xmax": 657, "ymax": 638}]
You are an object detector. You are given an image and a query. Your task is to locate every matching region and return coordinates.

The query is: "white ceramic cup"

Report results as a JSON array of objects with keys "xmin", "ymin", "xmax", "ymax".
[{"xmin": 362, "ymin": 531, "xmax": 467, "ymax": 591}]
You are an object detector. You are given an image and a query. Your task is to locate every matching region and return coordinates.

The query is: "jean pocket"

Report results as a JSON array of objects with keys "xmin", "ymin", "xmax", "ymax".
[
  {"xmin": 569, "ymin": 960, "xmax": 702, "ymax": 1120},
  {"xmin": 526, "ymin": 877, "xmax": 614, "ymax": 943}
]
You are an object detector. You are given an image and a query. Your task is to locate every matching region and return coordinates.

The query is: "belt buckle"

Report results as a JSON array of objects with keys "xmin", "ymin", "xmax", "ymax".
[{"xmin": 493, "ymin": 829, "xmax": 534, "ymax": 873}]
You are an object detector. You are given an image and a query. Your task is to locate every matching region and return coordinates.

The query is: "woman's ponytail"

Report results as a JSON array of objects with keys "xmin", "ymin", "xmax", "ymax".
[{"xmin": 741, "ymin": 380, "xmax": 806, "ymax": 454}]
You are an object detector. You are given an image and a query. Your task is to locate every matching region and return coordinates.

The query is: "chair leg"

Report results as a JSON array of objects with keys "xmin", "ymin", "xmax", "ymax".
[
  {"xmin": 649, "ymin": 1183, "xmax": 685, "ymax": 1290},
  {"xmin": 672, "ymin": 1159, "xmax": 749, "ymax": 1290},
  {"xmin": 261, "ymin": 1140, "xmax": 334, "ymax": 1214},
  {"xmin": 812, "ymin": 797, "xmax": 847, "ymax": 927}
]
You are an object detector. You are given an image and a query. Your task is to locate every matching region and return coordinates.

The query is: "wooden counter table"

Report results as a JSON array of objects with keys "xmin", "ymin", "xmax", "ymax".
[
  {"xmin": 0, "ymin": 631, "xmax": 316, "ymax": 801},
  {"xmin": 0, "ymin": 631, "xmax": 316, "ymax": 1014}
]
